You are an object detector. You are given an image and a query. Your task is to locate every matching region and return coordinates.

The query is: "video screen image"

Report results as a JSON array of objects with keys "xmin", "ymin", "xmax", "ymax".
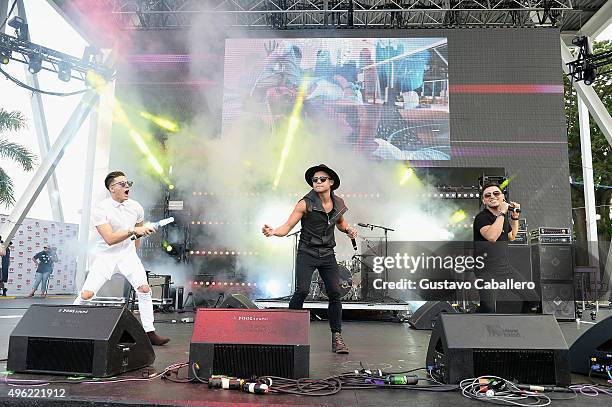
[{"xmin": 222, "ymin": 37, "xmax": 450, "ymax": 160}]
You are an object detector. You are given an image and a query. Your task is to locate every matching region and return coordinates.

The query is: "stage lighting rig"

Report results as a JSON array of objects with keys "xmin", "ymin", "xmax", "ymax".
[
  {"xmin": 0, "ymin": 31, "xmax": 114, "ymax": 84},
  {"xmin": 566, "ymin": 36, "xmax": 612, "ymax": 86}
]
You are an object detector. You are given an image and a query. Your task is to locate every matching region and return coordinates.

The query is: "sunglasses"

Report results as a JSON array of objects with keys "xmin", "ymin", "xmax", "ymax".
[
  {"xmin": 483, "ymin": 191, "xmax": 502, "ymax": 198},
  {"xmin": 312, "ymin": 176, "xmax": 330, "ymax": 184},
  {"xmin": 110, "ymin": 180, "xmax": 134, "ymax": 188}
]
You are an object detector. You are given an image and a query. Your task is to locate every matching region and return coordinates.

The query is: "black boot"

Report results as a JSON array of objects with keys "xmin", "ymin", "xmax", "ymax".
[{"xmin": 332, "ymin": 332, "xmax": 349, "ymax": 354}]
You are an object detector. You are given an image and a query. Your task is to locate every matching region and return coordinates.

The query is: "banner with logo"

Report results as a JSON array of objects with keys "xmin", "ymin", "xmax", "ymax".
[{"xmin": 1, "ymin": 214, "xmax": 79, "ymax": 295}]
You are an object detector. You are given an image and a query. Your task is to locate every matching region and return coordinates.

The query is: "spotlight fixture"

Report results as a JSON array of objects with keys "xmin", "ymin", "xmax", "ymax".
[
  {"xmin": 57, "ymin": 60, "xmax": 72, "ymax": 82},
  {"xmin": 583, "ymin": 64, "xmax": 597, "ymax": 86},
  {"xmin": 28, "ymin": 53, "xmax": 42, "ymax": 74},
  {"xmin": 0, "ymin": 50, "xmax": 9, "ymax": 65},
  {"xmin": 7, "ymin": 16, "xmax": 29, "ymax": 40}
]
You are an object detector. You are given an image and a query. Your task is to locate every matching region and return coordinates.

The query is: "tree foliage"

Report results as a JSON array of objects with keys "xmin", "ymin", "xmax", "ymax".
[
  {"xmin": 0, "ymin": 108, "xmax": 36, "ymax": 207},
  {"xmin": 565, "ymin": 40, "xmax": 612, "ymax": 241}
]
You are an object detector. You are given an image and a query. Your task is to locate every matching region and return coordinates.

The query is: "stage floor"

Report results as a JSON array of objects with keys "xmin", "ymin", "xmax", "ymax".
[{"xmin": 0, "ymin": 297, "xmax": 611, "ymax": 407}]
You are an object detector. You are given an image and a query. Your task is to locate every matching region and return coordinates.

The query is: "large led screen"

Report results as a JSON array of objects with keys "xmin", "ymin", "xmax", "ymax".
[{"xmin": 222, "ymin": 38, "xmax": 450, "ymax": 160}]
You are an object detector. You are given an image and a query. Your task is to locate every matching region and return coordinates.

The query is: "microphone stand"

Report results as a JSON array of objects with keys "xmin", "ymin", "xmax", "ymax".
[
  {"xmin": 358, "ymin": 223, "xmax": 395, "ymax": 302},
  {"xmin": 286, "ymin": 230, "xmax": 301, "ymax": 300}
]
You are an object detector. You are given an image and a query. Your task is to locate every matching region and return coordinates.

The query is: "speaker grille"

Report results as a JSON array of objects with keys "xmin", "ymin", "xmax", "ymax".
[
  {"xmin": 473, "ymin": 349, "xmax": 556, "ymax": 384},
  {"xmin": 212, "ymin": 344, "xmax": 294, "ymax": 378},
  {"xmin": 26, "ymin": 338, "xmax": 94, "ymax": 374}
]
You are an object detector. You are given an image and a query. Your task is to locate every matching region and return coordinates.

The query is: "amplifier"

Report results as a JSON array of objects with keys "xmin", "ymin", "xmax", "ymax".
[
  {"xmin": 529, "ymin": 235, "xmax": 572, "ymax": 245},
  {"xmin": 509, "ymin": 232, "xmax": 528, "ymax": 245},
  {"xmin": 189, "ymin": 309, "xmax": 310, "ymax": 380},
  {"xmin": 148, "ymin": 274, "xmax": 171, "ymax": 300},
  {"xmin": 529, "ymin": 227, "xmax": 571, "ymax": 236}
]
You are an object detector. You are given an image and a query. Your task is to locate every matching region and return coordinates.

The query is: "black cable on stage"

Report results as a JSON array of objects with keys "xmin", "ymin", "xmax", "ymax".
[{"xmin": 0, "ymin": 66, "xmax": 90, "ymax": 97}]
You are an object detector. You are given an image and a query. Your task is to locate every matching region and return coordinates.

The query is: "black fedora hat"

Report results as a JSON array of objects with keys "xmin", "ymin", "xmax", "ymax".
[{"xmin": 305, "ymin": 164, "xmax": 340, "ymax": 190}]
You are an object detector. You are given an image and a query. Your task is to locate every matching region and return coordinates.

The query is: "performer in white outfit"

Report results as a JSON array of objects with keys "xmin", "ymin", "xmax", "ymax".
[{"xmin": 73, "ymin": 171, "xmax": 169, "ymax": 346}]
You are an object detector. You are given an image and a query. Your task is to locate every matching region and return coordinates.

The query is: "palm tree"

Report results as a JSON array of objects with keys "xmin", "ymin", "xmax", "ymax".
[{"xmin": 0, "ymin": 108, "xmax": 36, "ymax": 207}]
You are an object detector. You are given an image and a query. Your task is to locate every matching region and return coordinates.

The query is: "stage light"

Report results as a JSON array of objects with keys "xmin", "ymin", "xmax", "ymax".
[
  {"xmin": 400, "ymin": 168, "xmax": 414, "ymax": 185},
  {"xmin": 8, "ymin": 16, "xmax": 28, "ymax": 40},
  {"xmin": 273, "ymin": 77, "xmax": 309, "ymax": 189},
  {"xmin": 168, "ymin": 184, "xmax": 175, "ymax": 190},
  {"xmin": 450, "ymin": 210, "xmax": 467, "ymax": 224},
  {"xmin": 28, "ymin": 53, "xmax": 42, "ymax": 74},
  {"xmin": 166, "ymin": 245, "xmax": 173, "ymax": 252},
  {"xmin": 0, "ymin": 50, "xmax": 10, "ymax": 65},
  {"xmin": 583, "ymin": 65, "xmax": 597, "ymax": 86},
  {"xmin": 140, "ymin": 111, "xmax": 180, "ymax": 132},
  {"xmin": 58, "ymin": 61, "xmax": 72, "ymax": 82}
]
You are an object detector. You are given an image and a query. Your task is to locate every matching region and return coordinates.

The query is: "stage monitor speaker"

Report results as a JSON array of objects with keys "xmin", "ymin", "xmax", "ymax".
[
  {"xmin": 189, "ymin": 309, "xmax": 309, "ymax": 380},
  {"xmin": 569, "ymin": 315, "xmax": 612, "ymax": 377},
  {"xmin": 531, "ymin": 244, "xmax": 573, "ymax": 281},
  {"xmin": 426, "ymin": 313, "xmax": 570, "ymax": 385},
  {"xmin": 220, "ymin": 293, "xmax": 259, "ymax": 309},
  {"xmin": 541, "ymin": 282, "xmax": 576, "ymax": 321},
  {"xmin": 8, "ymin": 305, "xmax": 155, "ymax": 377},
  {"xmin": 408, "ymin": 301, "xmax": 456, "ymax": 330}
]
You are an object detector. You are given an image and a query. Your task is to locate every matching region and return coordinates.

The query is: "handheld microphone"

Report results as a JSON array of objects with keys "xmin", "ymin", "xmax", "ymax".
[
  {"xmin": 351, "ymin": 238, "xmax": 357, "ymax": 251},
  {"xmin": 131, "ymin": 217, "xmax": 174, "ymax": 240},
  {"xmin": 509, "ymin": 206, "xmax": 522, "ymax": 214}
]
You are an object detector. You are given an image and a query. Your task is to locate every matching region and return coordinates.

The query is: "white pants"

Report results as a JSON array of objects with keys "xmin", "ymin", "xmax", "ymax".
[{"xmin": 73, "ymin": 253, "xmax": 155, "ymax": 332}]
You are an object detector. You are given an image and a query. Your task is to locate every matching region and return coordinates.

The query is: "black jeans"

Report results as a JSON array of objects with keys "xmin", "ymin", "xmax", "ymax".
[{"xmin": 289, "ymin": 252, "xmax": 343, "ymax": 333}]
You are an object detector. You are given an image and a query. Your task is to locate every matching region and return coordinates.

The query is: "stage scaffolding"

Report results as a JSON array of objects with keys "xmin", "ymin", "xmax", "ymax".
[{"xmin": 106, "ymin": 0, "xmax": 573, "ymax": 30}]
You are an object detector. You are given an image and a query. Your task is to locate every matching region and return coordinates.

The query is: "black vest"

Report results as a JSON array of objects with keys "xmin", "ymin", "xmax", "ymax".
[{"xmin": 298, "ymin": 189, "xmax": 348, "ymax": 258}]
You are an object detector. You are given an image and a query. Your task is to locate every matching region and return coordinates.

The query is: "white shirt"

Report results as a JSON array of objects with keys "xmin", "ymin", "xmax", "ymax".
[{"xmin": 91, "ymin": 198, "xmax": 144, "ymax": 257}]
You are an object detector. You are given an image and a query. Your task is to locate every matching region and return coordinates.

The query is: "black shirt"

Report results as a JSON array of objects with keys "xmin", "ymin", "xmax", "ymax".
[
  {"xmin": 33, "ymin": 250, "xmax": 57, "ymax": 273},
  {"xmin": 473, "ymin": 209, "xmax": 511, "ymax": 271}
]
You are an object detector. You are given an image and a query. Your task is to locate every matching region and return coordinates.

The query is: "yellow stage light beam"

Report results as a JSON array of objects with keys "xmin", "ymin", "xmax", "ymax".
[
  {"xmin": 450, "ymin": 210, "xmax": 467, "ymax": 224},
  {"xmin": 400, "ymin": 168, "xmax": 415, "ymax": 186},
  {"xmin": 273, "ymin": 78, "xmax": 309, "ymax": 190},
  {"xmin": 140, "ymin": 111, "xmax": 180, "ymax": 133},
  {"xmin": 129, "ymin": 129, "xmax": 164, "ymax": 175}
]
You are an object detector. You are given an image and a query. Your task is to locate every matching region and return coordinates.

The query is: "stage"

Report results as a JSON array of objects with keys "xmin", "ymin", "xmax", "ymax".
[{"xmin": 0, "ymin": 297, "xmax": 610, "ymax": 407}]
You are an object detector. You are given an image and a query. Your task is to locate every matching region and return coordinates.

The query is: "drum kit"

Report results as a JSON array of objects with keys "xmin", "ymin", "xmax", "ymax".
[{"xmin": 308, "ymin": 257, "xmax": 364, "ymax": 301}]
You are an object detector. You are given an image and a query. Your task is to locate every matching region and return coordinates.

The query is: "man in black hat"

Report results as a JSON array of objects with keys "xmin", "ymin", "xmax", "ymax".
[{"xmin": 262, "ymin": 164, "xmax": 357, "ymax": 354}]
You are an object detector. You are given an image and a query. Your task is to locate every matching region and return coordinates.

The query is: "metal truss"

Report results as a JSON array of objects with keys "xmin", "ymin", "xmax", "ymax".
[{"xmin": 107, "ymin": 0, "xmax": 574, "ymax": 30}]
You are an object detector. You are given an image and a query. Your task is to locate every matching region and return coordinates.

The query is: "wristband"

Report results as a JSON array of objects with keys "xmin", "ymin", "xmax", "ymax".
[{"xmin": 128, "ymin": 227, "xmax": 135, "ymax": 236}]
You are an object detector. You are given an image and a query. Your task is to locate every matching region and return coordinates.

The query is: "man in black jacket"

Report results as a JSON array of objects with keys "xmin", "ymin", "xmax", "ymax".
[{"xmin": 262, "ymin": 164, "xmax": 357, "ymax": 353}]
